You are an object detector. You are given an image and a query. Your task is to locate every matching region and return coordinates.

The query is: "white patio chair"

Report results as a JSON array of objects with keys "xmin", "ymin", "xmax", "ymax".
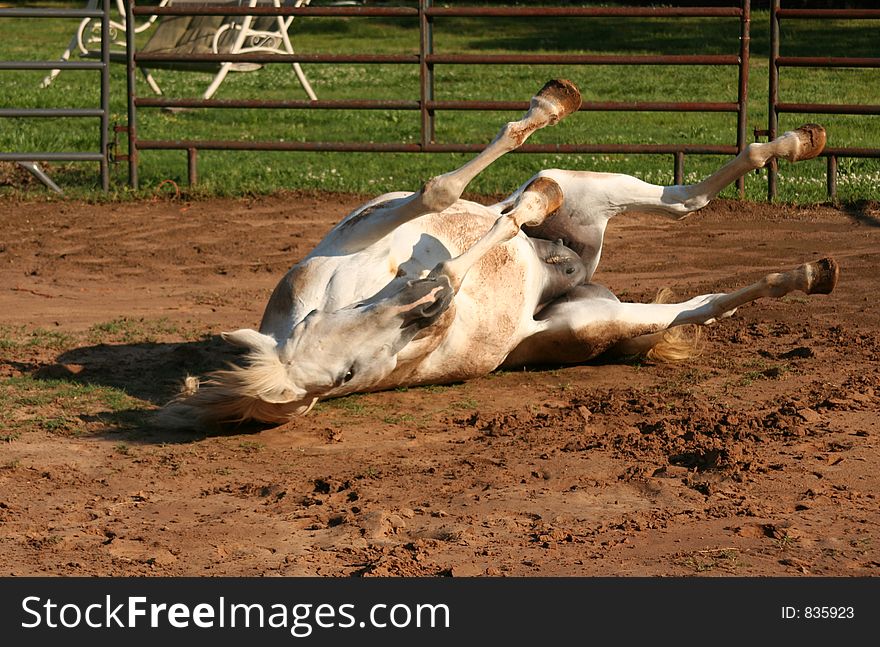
[
  {"xmin": 41, "ymin": 0, "xmax": 170, "ymax": 89},
  {"xmin": 43, "ymin": 0, "xmax": 317, "ymax": 101}
]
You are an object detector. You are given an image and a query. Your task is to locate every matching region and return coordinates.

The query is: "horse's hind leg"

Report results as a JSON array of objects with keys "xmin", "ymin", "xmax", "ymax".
[
  {"xmin": 504, "ymin": 257, "xmax": 839, "ymax": 367},
  {"xmin": 592, "ymin": 123, "xmax": 826, "ymax": 218},
  {"xmin": 521, "ymin": 124, "xmax": 827, "ymax": 277},
  {"xmin": 326, "ymin": 79, "xmax": 582, "ymax": 254},
  {"xmin": 650, "ymin": 124, "xmax": 827, "ymax": 215}
]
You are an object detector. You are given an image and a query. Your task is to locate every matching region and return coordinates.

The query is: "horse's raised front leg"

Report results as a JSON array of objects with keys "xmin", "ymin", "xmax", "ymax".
[
  {"xmin": 319, "ymin": 79, "xmax": 582, "ymax": 255},
  {"xmin": 503, "ymin": 257, "xmax": 839, "ymax": 367},
  {"xmin": 429, "ymin": 176, "xmax": 564, "ymax": 292}
]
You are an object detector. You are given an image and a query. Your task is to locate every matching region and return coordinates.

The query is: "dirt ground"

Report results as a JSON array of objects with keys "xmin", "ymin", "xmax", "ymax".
[{"xmin": 0, "ymin": 189, "xmax": 878, "ymax": 577}]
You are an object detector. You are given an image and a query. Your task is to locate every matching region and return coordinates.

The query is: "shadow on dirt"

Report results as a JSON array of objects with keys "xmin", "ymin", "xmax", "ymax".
[
  {"xmin": 30, "ymin": 334, "xmax": 649, "ymax": 441},
  {"xmin": 32, "ymin": 336, "xmax": 276, "ymax": 441},
  {"xmin": 841, "ymin": 200, "xmax": 880, "ymax": 228},
  {"xmin": 49, "ymin": 336, "xmax": 241, "ymax": 404}
]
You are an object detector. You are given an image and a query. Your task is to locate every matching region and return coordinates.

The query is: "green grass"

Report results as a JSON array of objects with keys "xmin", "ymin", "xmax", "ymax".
[
  {"xmin": 0, "ymin": 3, "xmax": 878, "ymax": 202},
  {"xmin": 0, "ymin": 318, "xmax": 207, "ymax": 435},
  {"xmin": 0, "ymin": 374, "xmax": 147, "ymax": 435},
  {"xmin": 0, "ymin": 325, "xmax": 77, "ymax": 353}
]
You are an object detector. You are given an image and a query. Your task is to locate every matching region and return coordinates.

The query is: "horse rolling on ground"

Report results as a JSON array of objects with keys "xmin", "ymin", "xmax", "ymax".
[{"xmin": 159, "ymin": 79, "xmax": 838, "ymax": 429}]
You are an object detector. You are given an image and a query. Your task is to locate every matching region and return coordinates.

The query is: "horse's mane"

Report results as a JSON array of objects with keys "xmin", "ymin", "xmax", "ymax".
[{"xmin": 156, "ymin": 336, "xmax": 311, "ymax": 430}]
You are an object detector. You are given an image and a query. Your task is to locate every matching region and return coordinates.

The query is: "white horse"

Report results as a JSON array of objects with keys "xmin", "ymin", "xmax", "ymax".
[{"xmin": 160, "ymin": 79, "xmax": 838, "ymax": 429}]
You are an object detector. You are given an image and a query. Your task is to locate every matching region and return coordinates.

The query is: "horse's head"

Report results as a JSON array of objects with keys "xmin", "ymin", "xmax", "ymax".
[
  {"xmin": 156, "ymin": 275, "xmax": 454, "ymax": 429},
  {"xmin": 226, "ymin": 276, "xmax": 454, "ymax": 413}
]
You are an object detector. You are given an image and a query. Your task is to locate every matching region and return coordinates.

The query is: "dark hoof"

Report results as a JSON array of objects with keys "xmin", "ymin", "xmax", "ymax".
[
  {"xmin": 399, "ymin": 276, "xmax": 454, "ymax": 329},
  {"xmin": 806, "ymin": 257, "xmax": 839, "ymax": 295},
  {"xmin": 791, "ymin": 124, "xmax": 827, "ymax": 162},
  {"xmin": 536, "ymin": 79, "xmax": 582, "ymax": 122}
]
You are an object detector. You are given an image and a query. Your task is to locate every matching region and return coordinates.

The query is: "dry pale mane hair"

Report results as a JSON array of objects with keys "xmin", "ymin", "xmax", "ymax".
[{"xmin": 156, "ymin": 348, "xmax": 305, "ymax": 430}]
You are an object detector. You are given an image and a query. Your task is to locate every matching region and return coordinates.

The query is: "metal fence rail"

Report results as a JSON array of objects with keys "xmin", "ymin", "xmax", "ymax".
[
  {"xmin": 769, "ymin": 0, "xmax": 880, "ymax": 200},
  {"xmin": 0, "ymin": 1, "xmax": 111, "ymax": 191},
  {"xmin": 127, "ymin": 0, "xmax": 751, "ymax": 190}
]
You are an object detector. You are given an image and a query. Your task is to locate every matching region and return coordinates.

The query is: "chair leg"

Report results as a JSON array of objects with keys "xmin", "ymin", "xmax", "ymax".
[
  {"xmin": 141, "ymin": 67, "xmax": 163, "ymax": 95},
  {"xmin": 279, "ymin": 3, "xmax": 318, "ymax": 100},
  {"xmin": 292, "ymin": 62, "xmax": 317, "ymax": 101},
  {"xmin": 17, "ymin": 162, "xmax": 63, "ymax": 194},
  {"xmin": 41, "ymin": 12, "xmax": 94, "ymax": 88},
  {"xmin": 203, "ymin": 63, "xmax": 234, "ymax": 100}
]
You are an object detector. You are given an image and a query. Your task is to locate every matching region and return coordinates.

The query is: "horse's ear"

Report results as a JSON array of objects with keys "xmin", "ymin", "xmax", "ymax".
[{"xmin": 221, "ymin": 329, "xmax": 277, "ymax": 353}]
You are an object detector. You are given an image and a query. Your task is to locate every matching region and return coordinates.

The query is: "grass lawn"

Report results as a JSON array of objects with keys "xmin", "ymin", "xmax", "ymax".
[{"xmin": 1, "ymin": 2, "xmax": 878, "ymax": 202}]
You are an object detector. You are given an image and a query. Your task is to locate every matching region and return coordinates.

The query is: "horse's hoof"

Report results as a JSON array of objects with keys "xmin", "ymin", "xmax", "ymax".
[
  {"xmin": 522, "ymin": 175, "xmax": 565, "ymax": 220},
  {"xmin": 788, "ymin": 124, "xmax": 827, "ymax": 162},
  {"xmin": 535, "ymin": 79, "xmax": 582, "ymax": 123},
  {"xmin": 806, "ymin": 257, "xmax": 839, "ymax": 295}
]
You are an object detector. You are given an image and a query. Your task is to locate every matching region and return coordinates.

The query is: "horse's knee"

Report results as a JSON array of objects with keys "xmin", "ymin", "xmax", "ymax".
[
  {"xmin": 420, "ymin": 175, "xmax": 464, "ymax": 213},
  {"xmin": 663, "ymin": 185, "xmax": 710, "ymax": 214},
  {"xmin": 744, "ymin": 142, "xmax": 770, "ymax": 169}
]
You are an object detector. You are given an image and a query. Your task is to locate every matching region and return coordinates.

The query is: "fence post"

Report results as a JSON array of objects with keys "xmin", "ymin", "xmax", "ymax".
[
  {"xmin": 126, "ymin": 0, "xmax": 138, "ymax": 189},
  {"xmin": 419, "ymin": 0, "xmax": 435, "ymax": 149},
  {"xmin": 826, "ymin": 155, "xmax": 837, "ymax": 201},
  {"xmin": 188, "ymin": 148, "xmax": 198, "ymax": 186},
  {"xmin": 100, "ymin": 0, "xmax": 110, "ymax": 191},
  {"xmin": 736, "ymin": 0, "xmax": 750, "ymax": 198},
  {"xmin": 768, "ymin": 0, "xmax": 780, "ymax": 200}
]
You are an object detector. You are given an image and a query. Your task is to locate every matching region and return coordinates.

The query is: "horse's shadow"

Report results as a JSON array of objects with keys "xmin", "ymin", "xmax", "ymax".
[{"xmin": 40, "ymin": 336, "xmax": 269, "ymax": 442}]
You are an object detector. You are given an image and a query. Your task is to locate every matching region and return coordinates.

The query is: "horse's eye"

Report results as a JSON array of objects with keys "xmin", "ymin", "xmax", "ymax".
[
  {"xmin": 333, "ymin": 369, "xmax": 355, "ymax": 388},
  {"xmin": 566, "ymin": 266, "xmax": 576, "ymax": 274}
]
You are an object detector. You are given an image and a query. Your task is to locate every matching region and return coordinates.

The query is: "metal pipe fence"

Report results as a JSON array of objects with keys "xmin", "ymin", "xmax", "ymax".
[
  {"xmin": 127, "ymin": 0, "xmax": 751, "ymax": 191},
  {"xmin": 768, "ymin": 0, "xmax": 880, "ymax": 200},
  {"xmin": 0, "ymin": 1, "xmax": 111, "ymax": 191},
  {"xmin": 3, "ymin": 2, "xmax": 877, "ymax": 200}
]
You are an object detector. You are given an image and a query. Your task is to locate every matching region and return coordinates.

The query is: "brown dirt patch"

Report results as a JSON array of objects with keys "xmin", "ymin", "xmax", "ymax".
[{"xmin": 1, "ymin": 193, "xmax": 878, "ymax": 576}]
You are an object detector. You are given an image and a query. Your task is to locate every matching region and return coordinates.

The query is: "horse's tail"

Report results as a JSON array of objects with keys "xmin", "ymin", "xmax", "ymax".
[
  {"xmin": 645, "ymin": 287, "xmax": 703, "ymax": 362},
  {"xmin": 609, "ymin": 288, "xmax": 703, "ymax": 362},
  {"xmin": 155, "ymin": 329, "xmax": 309, "ymax": 430},
  {"xmin": 645, "ymin": 324, "xmax": 703, "ymax": 363}
]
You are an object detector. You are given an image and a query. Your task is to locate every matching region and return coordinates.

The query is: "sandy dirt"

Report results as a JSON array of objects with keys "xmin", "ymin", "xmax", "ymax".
[{"xmin": 0, "ymin": 189, "xmax": 878, "ymax": 577}]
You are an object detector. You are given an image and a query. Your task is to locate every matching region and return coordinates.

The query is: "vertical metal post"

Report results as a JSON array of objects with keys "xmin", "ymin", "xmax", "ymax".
[
  {"xmin": 100, "ymin": 0, "xmax": 110, "ymax": 190},
  {"xmin": 736, "ymin": 0, "xmax": 750, "ymax": 198},
  {"xmin": 126, "ymin": 0, "xmax": 138, "ymax": 189},
  {"xmin": 419, "ymin": 0, "xmax": 435, "ymax": 149},
  {"xmin": 188, "ymin": 148, "xmax": 198, "ymax": 186},
  {"xmin": 826, "ymin": 155, "xmax": 837, "ymax": 201},
  {"xmin": 674, "ymin": 152, "xmax": 684, "ymax": 186},
  {"xmin": 768, "ymin": 0, "xmax": 780, "ymax": 200}
]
